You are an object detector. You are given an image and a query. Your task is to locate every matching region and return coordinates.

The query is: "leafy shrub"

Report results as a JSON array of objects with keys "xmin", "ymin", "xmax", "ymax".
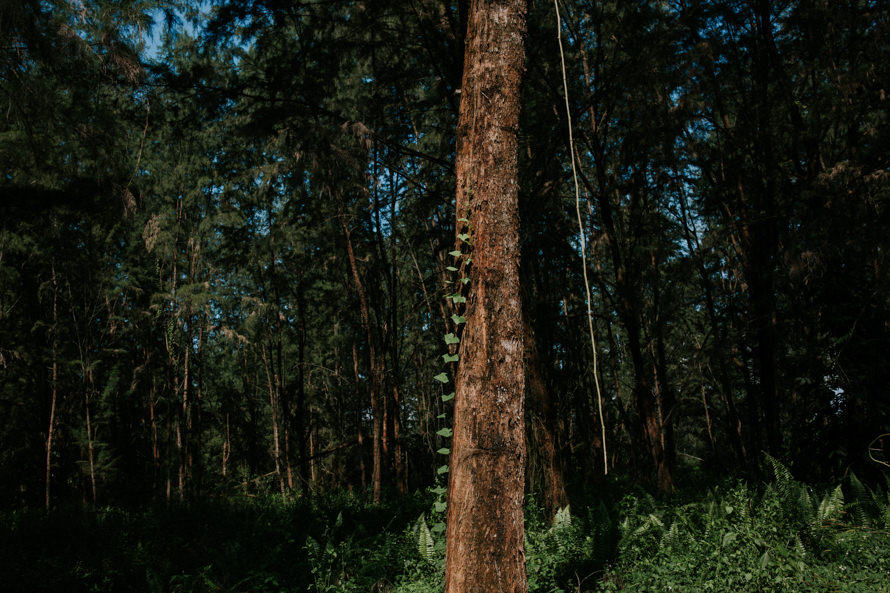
[
  {"xmin": 597, "ymin": 460, "xmax": 890, "ymax": 593},
  {"xmin": 526, "ymin": 505, "xmax": 603, "ymax": 593}
]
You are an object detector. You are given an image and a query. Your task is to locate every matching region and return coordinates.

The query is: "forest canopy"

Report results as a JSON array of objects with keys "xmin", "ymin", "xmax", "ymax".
[{"xmin": 1, "ymin": 0, "xmax": 889, "ymax": 513}]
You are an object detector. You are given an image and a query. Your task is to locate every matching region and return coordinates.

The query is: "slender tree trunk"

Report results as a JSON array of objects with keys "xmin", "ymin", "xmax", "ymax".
[
  {"xmin": 524, "ymin": 311, "xmax": 567, "ymax": 518},
  {"xmin": 45, "ymin": 360, "xmax": 57, "ymax": 510},
  {"xmin": 444, "ymin": 2, "xmax": 528, "ymax": 592},
  {"xmin": 262, "ymin": 342, "xmax": 287, "ymax": 502},
  {"xmin": 45, "ymin": 262, "xmax": 59, "ymax": 510},
  {"xmin": 222, "ymin": 413, "xmax": 230, "ymax": 479},
  {"xmin": 174, "ymin": 416, "xmax": 183, "ymax": 502},
  {"xmin": 274, "ymin": 306, "xmax": 294, "ymax": 494},
  {"xmin": 603, "ymin": 320, "xmax": 635, "ymax": 471},
  {"xmin": 627, "ymin": 309, "xmax": 673, "ymax": 493},
  {"xmin": 149, "ymin": 372, "xmax": 160, "ymax": 498},
  {"xmin": 588, "ymin": 182, "xmax": 672, "ymax": 492},
  {"xmin": 390, "ymin": 384, "xmax": 406, "ymax": 494},
  {"xmin": 295, "ymin": 277, "xmax": 310, "ymax": 497},
  {"xmin": 193, "ymin": 320, "xmax": 204, "ymax": 495},
  {"xmin": 169, "ymin": 198, "xmax": 181, "ymax": 502},
  {"xmin": 241, "ymin": 348, "xmax": 259, "ymax": 478},
  {"xmin": 388, "ymin": 188, "xmax": 408, "ymax": 495},
  {"xmin": 340, "ymin": 211, "xmax": 384, "ymax": 504},
  {"xmin": 309, "ymin": 407, "xmax": 318, "ymax": 485},
  {"xmin": 352, "ymin": 341, "xmax": 368, "ymax": 490},
  {"xmin": 750, "ymin": 0, "xmax": 782, "ymax": 455},
  {"xmin": 695, "ymin": 22, "xmax": 768, "ymax": 468},
  {"xmin": 165, "ymin": 412, "xmax": 173, "ymax": 503},
  {"xmin": 651, "ymin": 254, "xmax": 676, "ymax": 479},
  {"xmin": 700, "ymin": 377, "xmax": 717, "ymax": 453},
  {"xmin": 578, "ymin": 84, "xmax": 673, "ymax": 491},
  {"xmin": 370, "ymin": 144, "xmax": 396, "ymax": 492},
  {"xmin": 179, "ymin": 326, "xmax": 190, "ymax": 500},
  {"xmin": 284, "ymin": 426, "xmax": 294, "ymax": 492},
  {"xmin": 674, "ymin": 181, "xmax": 748, "ymax": 467},
  {"xmin": 85, "ymin": 366, "xmax": 97, "ymax": 505},
  {"xmin": 740, "ymin": 348, "xmax": 763, "ymax": 459}
]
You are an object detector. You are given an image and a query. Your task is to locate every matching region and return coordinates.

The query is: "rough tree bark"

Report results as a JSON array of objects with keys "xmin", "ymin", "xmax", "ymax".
[{"xmin": 444, "ymin": 1, "xmax": 528, "ymax": 592}]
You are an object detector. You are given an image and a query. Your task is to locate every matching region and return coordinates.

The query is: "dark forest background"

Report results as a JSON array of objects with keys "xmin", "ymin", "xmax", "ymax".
[
  {"xmin": 1, "ymin": 2, "xmax": 890, "ymax": 589},
  {"xmin": 3, "ymin": 0, "xmax": 889, "ymax": 509}
]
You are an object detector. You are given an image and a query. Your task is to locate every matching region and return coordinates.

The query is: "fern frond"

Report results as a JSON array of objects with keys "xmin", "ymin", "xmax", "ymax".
[
  {"xmin": 703, "ymin": 498, "xmax": 719, "ymax": 538},
  {"xmin": 642, "ymin": 492, "xmax": 657, "ymax": 512},
  {"xmin": 304, "ymin": 535, "xmax": 320, "ymax": 557},
  {"xmin": 799, "ymin": 485, "xmax": 816, "ymax": 527},
  {"xmin": 334, "ymin": 510, "xmax": 344, "ymax": 530},
  {"xmin": 415, "ymin": 515, "xmax": 434, "ymax": 562},
  {"xmin": 817, "ymin": 484, "xmax": 845, "ymax": 526},
  {"xmin": 659, "ymin": 521, "xmax": 680, "ymax": 552},
  {"xmin": 551, "ymin": 505, "xmax": 572, "ymax": 531},
  {"xmin": 632, "ymin": 513, "xmax": 664, "ymax": 538},
  {"xmin": 765, "ymin": 453, "xmax": 795, "ymax": 499},
  {"xmin": 847, "ymin": 473, "xmax": 872, "ymax": 527},
  {"xmin": 736, "ymin": 491, "xmax": 751, "ymax": 524},
  {"xmin": 871, "ymin": 483, "xmax": 890, "ymax": 529}
]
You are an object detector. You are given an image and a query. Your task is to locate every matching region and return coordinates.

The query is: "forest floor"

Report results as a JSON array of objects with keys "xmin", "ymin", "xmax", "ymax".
[{"xmin": 2, "ymin": 466, "xmax": 889, "ymax": 593}]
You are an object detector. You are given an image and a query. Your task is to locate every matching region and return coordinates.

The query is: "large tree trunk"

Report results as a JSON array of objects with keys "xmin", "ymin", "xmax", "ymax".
[{"xmin": 444, "ymin": 2, "xmax": 528, "ymax": 593}]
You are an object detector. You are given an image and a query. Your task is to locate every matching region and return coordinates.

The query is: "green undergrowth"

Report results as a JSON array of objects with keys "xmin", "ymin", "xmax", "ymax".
[
  {"xmin": 600, "ymin": 459, "xmax": 890, "ymax": 593},
  {"xmin": 2, "ymin": 465, "xmax": 889, "ymax": 593},
  {"xmin": 0, "ymin": 490, "xmax": 429, "ymax": 593}
]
